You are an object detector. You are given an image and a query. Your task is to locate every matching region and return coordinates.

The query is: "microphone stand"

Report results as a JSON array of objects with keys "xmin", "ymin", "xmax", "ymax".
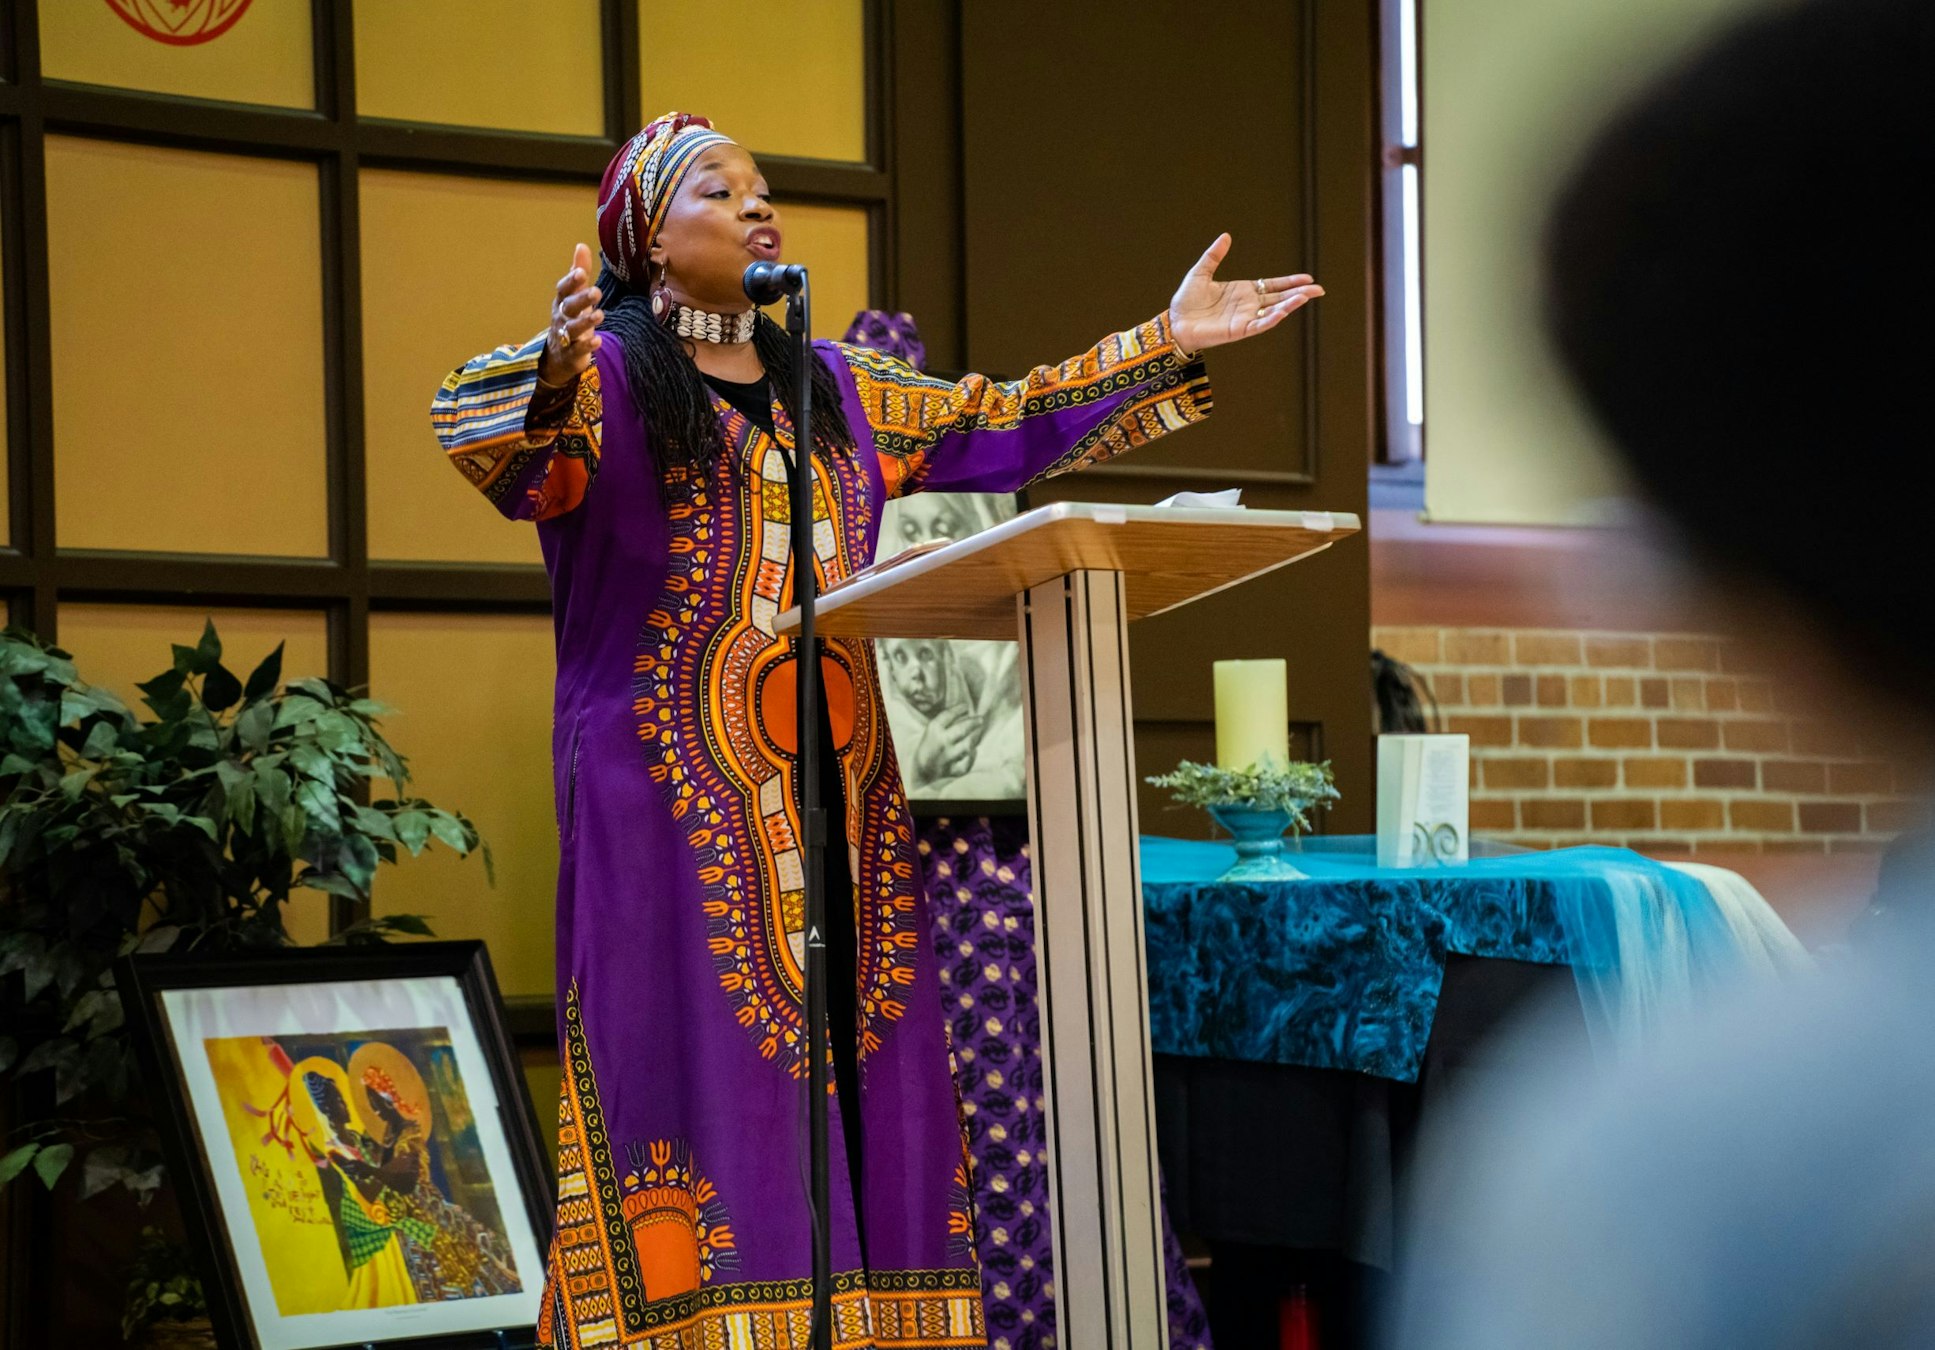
[
  {"xmin": 749, "ymin": 265, "xmax": 833, "ymax": 1350},
  {"xmin": 791, "ymin": 273, "xmax": 834, "ymax": 1350}
]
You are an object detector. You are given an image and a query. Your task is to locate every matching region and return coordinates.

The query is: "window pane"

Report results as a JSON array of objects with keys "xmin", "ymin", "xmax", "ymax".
[
  {"xmin": 38, "ymin": 0, "xmax": 313, "ymax": 110},
  {"xmin": 46, "ymin": 138, "xmax": 328, "ymax": 557},
  {"xmin": 1399, "ymin": 0, "xmax": 1419, "ymax": 146},
  {"xmin": 360, "ymin": 170, "xmax": 595, "ymax": 564},
  {"xmin": 1402, "ymin": 163, "xmax": 1424, "ymax": 425},
  {"xmin": 640, "ymin": 0, "xmax": 866, "ymax": 163},
  {"xmin": 54, "ymin": 603, "xmax": 333, "ymax": 945},
  {"xmin": 368, "ymin": 612, "xmax": 558, "ymax": 999},
  {"xmin": 354, "ymin": 0, "xmax": 605, "ymax": 136}
]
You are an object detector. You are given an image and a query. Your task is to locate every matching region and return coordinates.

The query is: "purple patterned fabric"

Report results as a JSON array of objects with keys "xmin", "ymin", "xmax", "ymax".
[
  {"xmin": 918, "ymin": 816, "xmax": 1213, "ymax": 1350},
  {"xmin": 844, "ymin": 308, "xmax": 930, "ymax": 373}
]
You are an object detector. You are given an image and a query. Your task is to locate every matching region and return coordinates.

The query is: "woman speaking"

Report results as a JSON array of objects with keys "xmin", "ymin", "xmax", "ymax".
[{"xmin": 431, "ymin": 110, "xmax": 1320, "ymax": 1348}]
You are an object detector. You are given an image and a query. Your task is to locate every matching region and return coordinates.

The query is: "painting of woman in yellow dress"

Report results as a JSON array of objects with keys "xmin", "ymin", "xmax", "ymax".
[{"xmin": 207, "ymin": 1027, "xmax": 521, "ymax": 1315}]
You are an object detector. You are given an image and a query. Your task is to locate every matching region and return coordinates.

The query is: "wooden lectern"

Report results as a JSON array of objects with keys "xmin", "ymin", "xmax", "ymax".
[{"xmin": 779, "ymin": 501, "xmax": 1361, "ymax": 1348}]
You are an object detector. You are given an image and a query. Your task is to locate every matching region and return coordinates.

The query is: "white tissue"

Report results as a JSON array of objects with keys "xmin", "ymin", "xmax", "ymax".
[{"xmin": 1154, "ymin": 488, "xmax": 1244, "ymax": 509}]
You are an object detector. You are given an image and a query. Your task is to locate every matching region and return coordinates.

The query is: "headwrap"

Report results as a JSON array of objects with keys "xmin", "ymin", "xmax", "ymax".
[
  {"xmin": 596, "ymin": 111, "xmax": 737, "ymax": 283},
  {"xmin": 842, "ymin": 310, "xmax": 929, "ymax": 373}
]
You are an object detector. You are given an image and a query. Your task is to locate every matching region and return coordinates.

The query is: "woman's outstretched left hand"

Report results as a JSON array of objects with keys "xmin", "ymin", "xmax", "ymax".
[{"xmin": 1169, "ymin": 233, "xmax": 1323, "ymax": 355}]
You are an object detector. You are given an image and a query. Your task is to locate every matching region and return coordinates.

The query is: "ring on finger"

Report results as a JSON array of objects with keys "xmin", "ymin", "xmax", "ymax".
[{"xmin": 1252, "ymin": 278, "xmax": 1267, "ymax": 295}]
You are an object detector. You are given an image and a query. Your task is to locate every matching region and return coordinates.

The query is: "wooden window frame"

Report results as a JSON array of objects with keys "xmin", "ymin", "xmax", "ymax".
[
  {"xmin": 0, "ymin": 0, "xmax": 895, "ymax": 936},
  {"xmin": 1376, "ymin": 0, "xmax": 1424, "ymax": 466}
]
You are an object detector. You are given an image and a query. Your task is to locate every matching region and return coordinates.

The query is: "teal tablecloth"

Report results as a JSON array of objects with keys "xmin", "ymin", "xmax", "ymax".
[{"xmin": 1140, "ymin": 834, "xmax": 1738, "ymax": 1081}]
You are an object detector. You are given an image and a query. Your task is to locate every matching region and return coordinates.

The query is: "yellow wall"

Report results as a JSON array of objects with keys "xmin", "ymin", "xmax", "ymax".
[
  {"xmin": 367, "ymin": 612, "xmax": 559, "ymax": 998},
  {"xmin": 640, "ymin": 0, "xmax": 866, "ymax": 163},
  {"xmin": 354, "ymin": 0, "xmax": 605, "ymax": 135},
  {"xmin": 37, "ymin": 0, "xmax": 314, "ymax": 109},
  {"xmin": 1422, "ymin": 0, "xmax": 1763, "ymax": 526},
  {"xmin": 55, "ymin": 604, "xmax": 335, "ymax": 946},
  {"xmin": 45, "ymin": 137, "xmax": 329, "ymax": 557},
  {"xmin": 773, "ymin": 202, "xmax": 872, "ymax": 341},
  {"xmin": 360, "ymin": 170, "xmax": 596, "ymax": 564}
]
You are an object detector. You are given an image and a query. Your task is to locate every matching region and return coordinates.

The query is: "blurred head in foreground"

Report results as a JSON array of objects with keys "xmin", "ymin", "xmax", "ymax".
[
  {"xmin": 1542, "ymin": 0, "xmax": 1932, "ymax": 753},
  {"xmin": 1394, "ymin": 1, "xmax": 1935, "ymax": 1345}
]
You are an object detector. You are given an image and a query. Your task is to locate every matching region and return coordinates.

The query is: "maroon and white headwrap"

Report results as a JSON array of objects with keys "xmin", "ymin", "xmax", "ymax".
[{"xmin": 596, "ymin": 111, "xmax": 737, "ymax": 284}]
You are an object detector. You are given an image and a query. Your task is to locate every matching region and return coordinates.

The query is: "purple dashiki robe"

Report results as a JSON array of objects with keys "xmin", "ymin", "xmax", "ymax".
[{"xmin": 431, "ymin": 314, "xmax": 1211, "ymax": 1349}]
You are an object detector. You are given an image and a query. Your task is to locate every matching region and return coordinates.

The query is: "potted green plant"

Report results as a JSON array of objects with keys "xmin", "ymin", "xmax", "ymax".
[
  {"xmin": 0, "ymin": 620, "xmax": 490, "ymax": 1344},
  {"xmin": 1146, "ymin": 757, "xmax": 1340, "ymax": 881}
]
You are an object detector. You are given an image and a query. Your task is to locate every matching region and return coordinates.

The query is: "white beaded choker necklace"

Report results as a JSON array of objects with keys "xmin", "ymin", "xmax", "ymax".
[{"xmin": 665, "ymin": 300, "xmax": 757, "ymax": 344}]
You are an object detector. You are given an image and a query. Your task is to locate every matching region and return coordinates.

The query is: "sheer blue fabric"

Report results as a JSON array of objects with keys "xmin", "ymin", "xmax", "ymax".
[{"xmin": 1139, "ymin": 835, "xmax": 1807, "ymax": 1078}]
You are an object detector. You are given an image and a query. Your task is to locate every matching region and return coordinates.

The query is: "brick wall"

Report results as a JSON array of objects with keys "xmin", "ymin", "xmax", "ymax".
[{"xmin": 1373, "ymin": 626, "xmax": 1918, "ymax": 856}]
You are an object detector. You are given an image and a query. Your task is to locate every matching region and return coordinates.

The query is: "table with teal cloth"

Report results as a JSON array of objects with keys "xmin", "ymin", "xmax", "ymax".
[{"xmin": 1141, "ymin": 835, "xmax": 1586, "ymax": 1083}]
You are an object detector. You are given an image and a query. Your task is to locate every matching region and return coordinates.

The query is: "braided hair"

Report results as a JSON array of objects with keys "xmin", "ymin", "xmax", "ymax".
[{"xmin": 595, "ymin": 267, "xmax": 858, "ymax": 503}]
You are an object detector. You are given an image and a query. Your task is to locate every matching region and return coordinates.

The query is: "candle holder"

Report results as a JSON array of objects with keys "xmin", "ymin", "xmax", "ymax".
[
  {"xmin": 1146, "ymin": 759, "xmax": 1341, "ymax": 885},
  {"xmin": 1205, "ymin": 802, "xmax": 1308, "ymax": 880}
]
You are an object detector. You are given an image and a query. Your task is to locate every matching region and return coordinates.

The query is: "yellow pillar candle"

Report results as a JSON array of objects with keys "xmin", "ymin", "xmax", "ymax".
[{"xmin": 1214, "ymin": 659, "xmax": 1289, "ymax": 770}]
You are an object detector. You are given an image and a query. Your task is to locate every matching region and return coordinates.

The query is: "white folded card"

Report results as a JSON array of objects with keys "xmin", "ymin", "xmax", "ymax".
[
  {"xmin": 1153, "ymin": 488, "xmax": 1244, "ymax": 509},
  {"xmin": 1377, "ymin": 734, "xmax": 1471, "ymax": 867}
]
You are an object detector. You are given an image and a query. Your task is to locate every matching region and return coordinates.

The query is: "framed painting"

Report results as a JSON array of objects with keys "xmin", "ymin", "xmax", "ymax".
[
  {"xmin": 874, "ymin": 490, "xmax": 1028, "ymax": 815},
  {"xmin": 115, "ymin": 941, "xmax": 551, "ymax": 1350}
]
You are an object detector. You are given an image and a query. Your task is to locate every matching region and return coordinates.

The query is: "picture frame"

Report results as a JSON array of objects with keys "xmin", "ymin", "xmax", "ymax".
[
  {"xmin": 875, "ymin": 488, "xmax": 1030, "ymax": 817},
  {"xmin": 115, "ymin": 941, "xmax": 552, "ymax": 1350}
]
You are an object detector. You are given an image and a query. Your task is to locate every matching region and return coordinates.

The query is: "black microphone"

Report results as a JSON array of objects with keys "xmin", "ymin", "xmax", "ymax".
[{"xmin": 743, "ymin": 261, "xmax": 807, "ymax": 305}]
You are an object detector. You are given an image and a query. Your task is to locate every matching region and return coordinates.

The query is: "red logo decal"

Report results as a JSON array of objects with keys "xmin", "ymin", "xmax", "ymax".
[{"xmin": 106, "ymin": 0, "xmax": 254, "ymax": 47}]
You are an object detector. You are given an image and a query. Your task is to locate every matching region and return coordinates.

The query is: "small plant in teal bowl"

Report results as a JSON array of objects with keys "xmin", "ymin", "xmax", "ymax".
[{"xmin": 1146, "ymin": 759, "xmax": 1339, "ymax": 881}]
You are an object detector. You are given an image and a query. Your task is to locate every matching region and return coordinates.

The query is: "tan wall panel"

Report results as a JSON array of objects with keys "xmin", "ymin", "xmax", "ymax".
[
  {"xmin": 55, "ymin": 603, "xmax": 334, "ymax": 946},
  {"xmin": 47, "ymin": 138, "xmax": 328, "ymax": 557},
  {"xmin": 38, "ymin": 0, "xmax": 313, "ymax": 110},
  {"xmin": 772, "ymin": 201, "xmax": 871, "ymax": 340},
  {"xmin": 2, "ymin": 239, "xmax": 8, "ymax": 547},
  {"xmin": 361, "ymin": 171, "xmax": 597, "ymax": 563},
  {"xmin": 367, "ymin": 612, "xmax": 557, "ymax": 998},
  {"xmin": 640, "ymin": 1, "xmax": 866, "ymax": 163},
  {"xmin": 354, "ymin": 0, "xmax": 604, "ymax": 136}
]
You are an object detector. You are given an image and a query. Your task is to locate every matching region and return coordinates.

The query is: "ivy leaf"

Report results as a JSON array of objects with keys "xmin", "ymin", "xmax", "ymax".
[
  {"xmin": 393, "ymin": 811, "xmax": 431, "ymax": 856},
  {"xmin": 427, "ymin": 812, "xmax": 473, "ymax": 855},
  {"xmin": 271, "ymin": 696, "xmax": 328, "ymax": 731},
  {"xmin": 287, "ymin": 677, "xmax": 338, "ymax": 705},
  {"xmin": 135, "ymin": 667, "xmax": 190, "ymax": 722},
  {"xmin": 59, "ymin": 766, "xmax": 100, "ymax": 801},
  {"xmin": 0, "ymin": 1036, "xmax": 15, "ymax": 1072},
  {"xmin": 62, "ymin": 989, "xmax": 123, "ymax": 1039},
  {"xmin": 295, "ymin": 779, "xmax": 341, "ymax": 834},
  {"xmin": 288, "ymin": 743, "xmax": 333, "ymax": 784},
  {"xmin": 341, "ymin": 833, "xmax": 379, "ymax": 889},
  {"xmin": 235, "ymin": 700, "xmax": 275, "ymax": 755},
  {"xmin": 224, "ymin": 773, "xmax": 258, "ymax": 834},
  {"xmin": 243, "ymin": 642, "xmax": 284, "ymax": 703},
  {"xmin": 297, "ymin": 872, "xmax": 365, "ymax": 900},
  {"xmin": 80, "ymin": 1144, "xmax": 131, "ymax": 1200},
  {"xmin": 0, "ymin": 1144, "xmax": 39, "ymax": 1187},
  {"xmin": 34, "ymin": 1142, "xmax": 75, "ymax": 1189},
  {"xmin": 137, "ymin": 925, "xmax": 181, "ymax": 954},
  {"xmin": 201, "ymin": 663, "xmax": 244, "ymax": 714},
  {"xmin": 350, "ymin": 805, "xmax": 397, "ymax": 842},
  {"xmin": 254, "ymin": 763, "xmax": 292, "ymax": 819},
  {"xmin": 381, "ymin": 913, "xmax": 435, "ymax": 937},
  {"xmin": 79, "ymin": 719, "xmax": 121, "ymax": 760}
]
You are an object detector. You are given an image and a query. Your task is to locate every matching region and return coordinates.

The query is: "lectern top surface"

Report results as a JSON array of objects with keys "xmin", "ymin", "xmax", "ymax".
[{"xmin": 778, "ymin": 500, "xmax": 1361, "ymax": 642}]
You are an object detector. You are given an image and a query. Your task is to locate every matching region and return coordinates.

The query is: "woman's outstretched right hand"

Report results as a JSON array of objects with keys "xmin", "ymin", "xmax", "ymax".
[{"xmin": 538, "ymin": 242, "xmax": 605, "ymax": 387}]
